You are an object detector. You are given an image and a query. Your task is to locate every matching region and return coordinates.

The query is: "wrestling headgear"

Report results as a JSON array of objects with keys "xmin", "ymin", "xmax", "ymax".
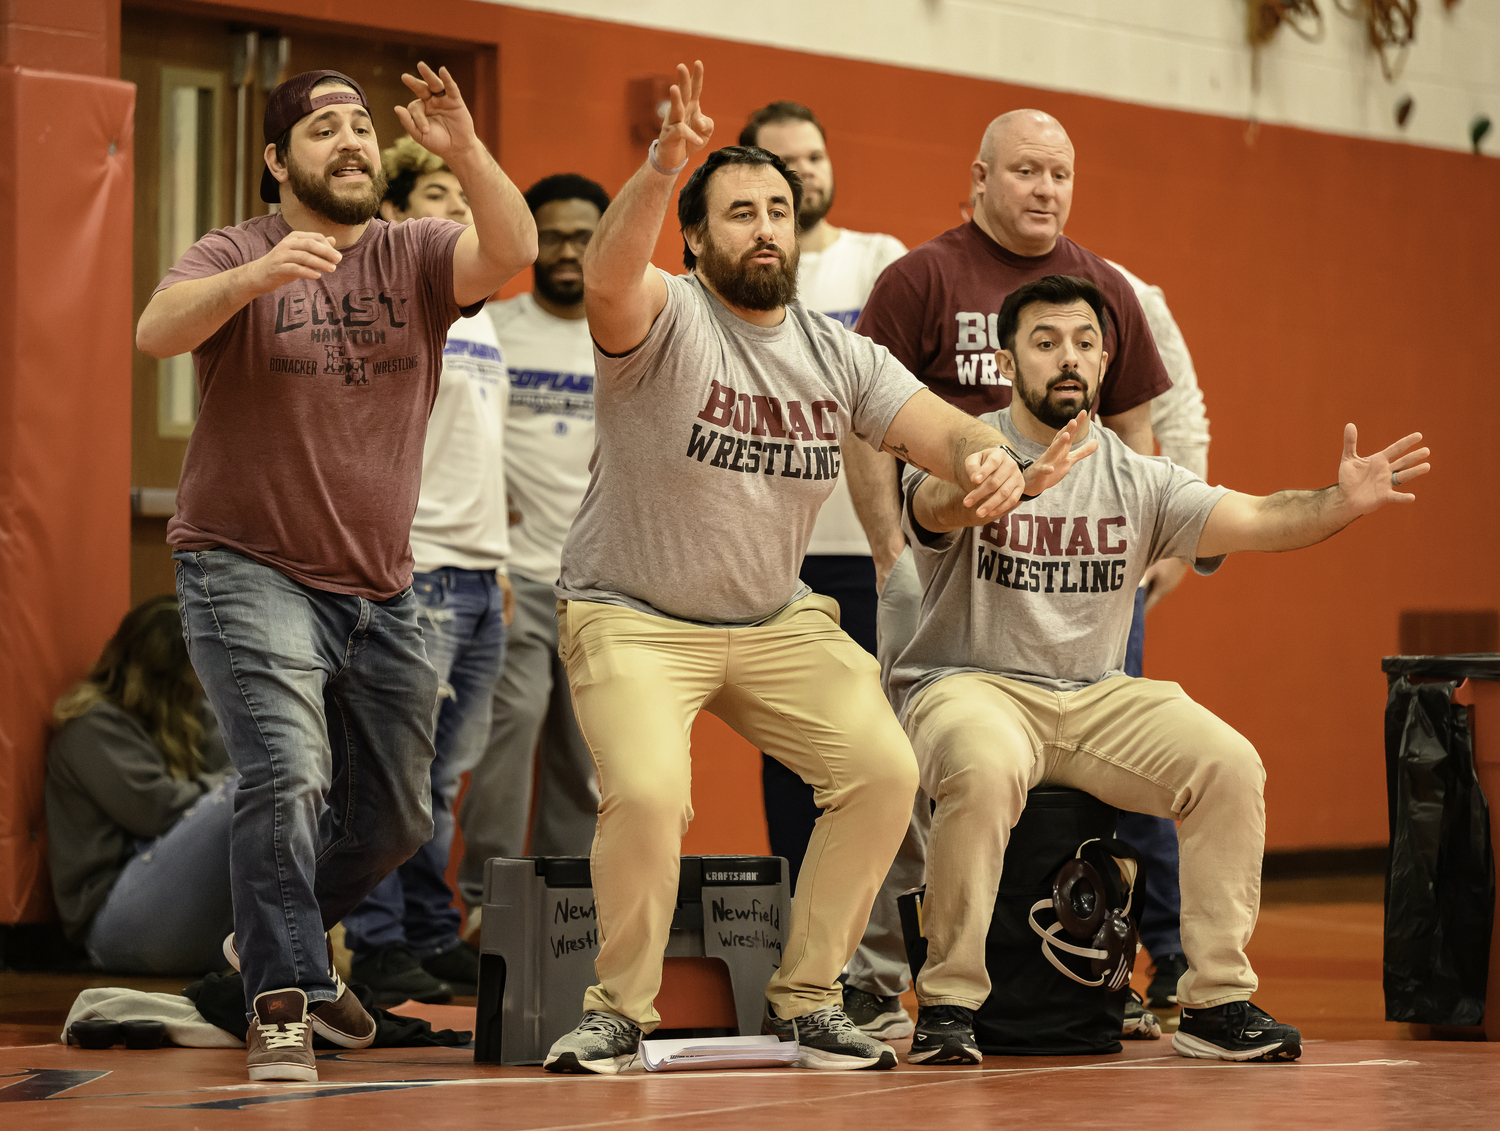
[{"xmin": 1027, "ymin": 837, "xmax": 1141, "ymax": 991}]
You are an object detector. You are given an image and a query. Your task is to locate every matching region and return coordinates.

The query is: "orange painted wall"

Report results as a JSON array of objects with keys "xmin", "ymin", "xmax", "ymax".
[{"xmin": 124, "ymin": 0, "xmax": 1500, "ymax": 854}]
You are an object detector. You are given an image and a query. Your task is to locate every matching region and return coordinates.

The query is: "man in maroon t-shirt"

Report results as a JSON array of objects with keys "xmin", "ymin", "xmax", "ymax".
[
  {"xmin": 840, "ymin": 109, "xmax": 1175, "ymax": 1042},
  {"xmin": 135, "ymin": 65, "xmax": 535, "ymax": 1084}
]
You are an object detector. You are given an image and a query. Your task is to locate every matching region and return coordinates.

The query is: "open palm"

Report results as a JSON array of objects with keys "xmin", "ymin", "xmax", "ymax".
[
  {"xmin": 1024, "ymin": 413, "xmax": 1099, "ymax": 496},
  {"xmin": 1338, "ymin": 423, "xmax": 1430, "ymax": 515}
]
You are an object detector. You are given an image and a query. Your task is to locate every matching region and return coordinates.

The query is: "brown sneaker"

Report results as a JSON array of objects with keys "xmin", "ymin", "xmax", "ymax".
[
  {"xmin": 247, "ymin": 988, "xmax": 317, "ymax": 1082},
  {"xmin": 226, "ymin": 932, "xmax": 374, "ymax": 1049},
  {"xmin": 310, "ymin": 980, "xmax": 376, "ymax": 1049}
]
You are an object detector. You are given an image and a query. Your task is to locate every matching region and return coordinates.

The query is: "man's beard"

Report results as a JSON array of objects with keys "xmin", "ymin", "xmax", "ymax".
[
  {"xmin": 797, "ymin": 182, "xmax": 834, "ymax": 232},
  {"xmin": 696, "ymin": 230, "xmax": 799, "ymax": 312},
  {"xmin": 534, "ymin": 259, "xmax": 583, "ymax": 306},
  {"xmin": 287, "ymin": 151, "xmax": 386, "ymax": 226},
  {"xmin": 1014, "ymin": 358, "xmax": 1096, "ymax": 429}
]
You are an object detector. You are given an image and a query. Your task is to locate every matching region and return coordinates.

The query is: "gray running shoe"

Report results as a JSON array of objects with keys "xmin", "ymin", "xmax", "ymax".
[
  {"xmin": 764, "ymin": 1003, "xmax": 897, "ymax": 1070},
  {"xmin": 907, "ymin": 1004, "xmax": 981, "ymax": 1065},
  {"xmin": 1122, "ymin": 990, "xmax": 1162, "ymax": 1040},
  {"xmin": 543, "ymin": 1010, "xmax": 642, "ymax": 1075},
  {"xmin": 841, "ymin": 985, "xmax": 915, "ymax": 1040}
]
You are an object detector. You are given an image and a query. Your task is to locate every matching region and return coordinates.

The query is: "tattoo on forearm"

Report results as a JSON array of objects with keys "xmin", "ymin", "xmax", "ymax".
[{"xmin": 887, "ymin": 441, "xmax": 935, "ymax": 475}]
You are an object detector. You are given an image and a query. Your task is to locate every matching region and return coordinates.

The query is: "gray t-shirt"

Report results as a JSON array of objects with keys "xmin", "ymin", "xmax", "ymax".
[
  {"xmin": 557, "ymin": 271, "xmax": 924, "ymax": 625},
  {"xmin": 889, "ymin": 408, "xmax": 1229, "ymax": 720}
]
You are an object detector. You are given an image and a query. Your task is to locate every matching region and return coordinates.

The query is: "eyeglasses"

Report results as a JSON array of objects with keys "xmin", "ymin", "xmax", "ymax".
[{"xmin": 538, "ymin": 229, "xmax": 594, "ymax": 252}]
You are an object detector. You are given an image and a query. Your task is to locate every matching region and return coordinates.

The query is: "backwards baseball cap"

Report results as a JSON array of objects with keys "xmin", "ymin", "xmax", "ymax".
[{"xmin": 260, "ymin": 69, "xmax": 370, "ymax": 204}]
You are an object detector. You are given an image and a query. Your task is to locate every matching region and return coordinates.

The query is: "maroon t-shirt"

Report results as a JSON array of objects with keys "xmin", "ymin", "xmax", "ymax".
[
  {"xmin": 159, "ymin": 213, "xmax": 467, "ymax": 599},
  {"xmin": 856, "ymin": 222, "xmax": 1170, "ymax": 417}
]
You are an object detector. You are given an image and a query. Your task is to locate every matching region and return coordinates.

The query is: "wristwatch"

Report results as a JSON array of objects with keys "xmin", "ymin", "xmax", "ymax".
[{"xmin": 1000, "ymin": 443, "xmax": 1042, "ymax": 501}]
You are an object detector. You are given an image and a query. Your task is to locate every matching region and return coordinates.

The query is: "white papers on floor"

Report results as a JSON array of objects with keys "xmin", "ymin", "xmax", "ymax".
[{"xmin": 639, "ymin": 1034, "xmax": 799, "ymax": 1071}]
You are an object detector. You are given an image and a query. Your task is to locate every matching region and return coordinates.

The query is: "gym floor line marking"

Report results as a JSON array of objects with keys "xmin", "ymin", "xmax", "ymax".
[
  {"xmin": 445, "ymin": 1059, "xmax": 1430, "ymax": 1131},
  {"xmin": 19, "ymin": 1055, "xmax": 1423, "ymax": 1113}
]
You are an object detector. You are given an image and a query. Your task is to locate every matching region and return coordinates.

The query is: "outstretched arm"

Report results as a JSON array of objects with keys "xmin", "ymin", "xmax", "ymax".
[
  {"xmin": 584, "ymin": 60, "xmax": 714, "ymax": 356},
  {"xmin": 396, "ymin": 63, "xmax": 537, "ymax": 306},
  {"xmin": 910, "ymin": 413, "xmax": 1097, "ymax": 534},
  {"xmin": 885, "ymin": 395, "xmax": 1096, "ymax": 529},
  {"xmin": 1196, "ymin": 424, "xmax": 1430, "ymax": 558}
]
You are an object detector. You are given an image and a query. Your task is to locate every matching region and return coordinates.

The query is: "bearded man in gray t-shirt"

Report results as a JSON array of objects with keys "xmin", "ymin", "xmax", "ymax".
[
  {"xmin": 541, "ymin": 63, "xmax": 1091, "ymax": 1076},
  {"xmin": 893, "ymin": 274, "xmax": 1431, "ymax": 1068}
]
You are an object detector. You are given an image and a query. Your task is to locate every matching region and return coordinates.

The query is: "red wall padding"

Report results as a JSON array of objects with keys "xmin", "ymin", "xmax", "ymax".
[{"xmin": 0, "ymin": 67, "xmax": 134, "ymax": 922}]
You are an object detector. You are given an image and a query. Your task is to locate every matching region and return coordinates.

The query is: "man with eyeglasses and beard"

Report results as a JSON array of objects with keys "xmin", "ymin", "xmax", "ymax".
[
  {"xmin": 454, "ymin": 175, "xmax": 612, "ymax": 922},
  {"xmin": 135, "ymin": 66, "xmax": 536, "ymax": 1083},
  {"xmin": 540, "ymin": 61, "xmax": 1092, "ymax": 1076}
]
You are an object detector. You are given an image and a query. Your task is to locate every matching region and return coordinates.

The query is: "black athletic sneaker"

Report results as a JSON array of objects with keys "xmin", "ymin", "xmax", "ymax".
[
  {"xmin": 1122, "ymin": 989, "xmax": 1162, "ymax": 1040},
  {"xmin": 350, "ymin": 941, "xmax": 453, "ymax": 1006},
  {"xmin": 841, "ymin": 984, "xmax": 915, "ymax": 1040},
  {"xmin": 543, "ymin": 1010, "xmax": 642, "ymax": 1075},
  {"xmin": 763, "ymin": 1003, "xmax": 897, "ymax": 1070},
  {"xmin": 421, "ymin": 940, "xmax": 480, "ymax": 996},
  {"xmin": 1173, "ymin": 1000, "xmax": 1301, "ymax": 1062},
  {"xmin": 907, "ymin": 1004, "xmax": 981, "ymax": 1065},
  {"xmin": 1146, "ymin": 952, "xmax": 1189, "ymax": 1009}
]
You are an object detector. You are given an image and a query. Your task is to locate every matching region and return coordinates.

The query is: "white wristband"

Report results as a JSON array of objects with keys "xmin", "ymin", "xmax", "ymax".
[{"xmin": 648, "ymin": 139, "xmax": 688, "ymax": 177}]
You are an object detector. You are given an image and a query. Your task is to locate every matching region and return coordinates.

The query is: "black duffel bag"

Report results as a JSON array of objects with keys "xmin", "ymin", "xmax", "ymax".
[{"xmin": 900, "ymin": 787, "xmax": 1132, "ymax": 1055}]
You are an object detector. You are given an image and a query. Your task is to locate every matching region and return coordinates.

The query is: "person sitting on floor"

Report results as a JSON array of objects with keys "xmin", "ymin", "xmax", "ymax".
[{"xmin": 46, "ymin": 595, "xmax": 236, "ymax": 975}]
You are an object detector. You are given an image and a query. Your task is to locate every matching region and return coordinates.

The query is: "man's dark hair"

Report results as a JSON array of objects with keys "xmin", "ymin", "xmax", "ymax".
[
  {"xmin": 524, "ymin": 173, "xmax": 610, "ymax": 217},
  {"xmin": 677, "ymin": 146, "xmax": 802, "ymax": 269},
  {"xmin": 738, "ymin": 101, "xmax": 826, "ymax": 148},
  {"xmin": 273, "ymin": 75, "xmax": 360, "ymax": 169},
  {"xmin": 995, "ymin": 275, "xmax": 1111, "ymax": 353}
]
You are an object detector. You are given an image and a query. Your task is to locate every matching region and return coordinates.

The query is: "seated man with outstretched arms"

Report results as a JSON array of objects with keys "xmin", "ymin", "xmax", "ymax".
[
  {"xmin": 890, "ymin": 274, "xmax": 1430, "ymax": 1067},
  {"xmin": 541, "ymin": 62, "xmax": 1091, "ymax": 1075}
]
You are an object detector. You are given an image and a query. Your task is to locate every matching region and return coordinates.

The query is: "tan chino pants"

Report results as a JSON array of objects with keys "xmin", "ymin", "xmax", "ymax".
[
  {"xmin": 906, "ymin": 672, "xmax": 1265, "ymax": 1010},
  {"xmin": 558, "ymin": 595, "xmax": 919, "ymax": 1030}
]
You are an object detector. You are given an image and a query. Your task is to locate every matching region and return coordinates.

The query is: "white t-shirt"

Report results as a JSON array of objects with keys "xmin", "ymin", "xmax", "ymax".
[
  {"xmin": 491, "ymin": 293, "xmax": 598, "ymax": 585},
  {"xmin": 1104, "ymin": 260, "xmax": 1211, "ymax": 480},
  {"xmin": 798, "ymin": 228, "xmax": 908, "ymax": 556},
  {"xmin": 409, "ymin": 307, "xmax": 510, "ymax": 573}
]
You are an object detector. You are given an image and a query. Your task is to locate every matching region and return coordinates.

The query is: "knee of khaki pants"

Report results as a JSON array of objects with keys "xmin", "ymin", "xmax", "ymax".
[{"xmin": 1179, "ymin": 729, "xmax": 1265, "ymax": 820}]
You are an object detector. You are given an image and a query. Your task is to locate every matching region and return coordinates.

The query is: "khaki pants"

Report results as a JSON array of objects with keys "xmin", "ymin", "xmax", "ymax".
[
  {"xmin": 558, "ymin": 595, "xmax": 919, "ymax": 1030},
  {"xmin": 907, "ymin": 672, "xmax": 1265, "ymax": 1010}
]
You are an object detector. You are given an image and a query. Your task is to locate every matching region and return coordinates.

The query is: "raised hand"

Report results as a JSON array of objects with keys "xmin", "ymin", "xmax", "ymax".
[
  {"xmin": 1022, "ymin": 412, "xmax": 1099, "ymax": 497},
  {"xmin": 395, "ymin": 62, "xmax": 477, "ymax": 161},
  {"xmin": 961, "ymin": 447, "xmax": 1026, "ymax": 519},
  {"xmin": 656, "ymin": 60, "xmax": 714, "ymax": 170},
  {"xmin": 247, "ymin": 230, "xmax": 341, "ymax": 294},
  {"xmin": 1337, "ymin": 423, "xmax": 1430, "ymax": 515}
]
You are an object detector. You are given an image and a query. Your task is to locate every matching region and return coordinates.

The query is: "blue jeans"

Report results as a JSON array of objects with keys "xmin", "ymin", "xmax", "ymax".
[
  {"xmin": 1118, "ymin": 586, "xmax": 1185, "ymax": 958},
  {"xmin": 174, "ymin": 549, "xmax": 439, "ymax": 1012},
  {"xmin": 342, "ymin": 567, "xmax": 507, "ymax": 958},
  {"xmin": 86, "ymin": 774, "xmax": 239, "ymax": 974}
]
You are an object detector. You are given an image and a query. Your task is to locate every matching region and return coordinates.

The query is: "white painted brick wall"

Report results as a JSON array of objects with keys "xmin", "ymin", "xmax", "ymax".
[{"xmin": 492, "ymin": 0, "xmax": 1499, "ymax": 153}]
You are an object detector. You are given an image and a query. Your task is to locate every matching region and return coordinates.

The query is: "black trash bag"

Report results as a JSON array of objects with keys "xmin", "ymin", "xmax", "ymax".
[
  {"xmin": 183, "ymin": 971, "xmax": 472, "ymax": 1047},
  {"xmin": 1382, "ymin": 666, "xmax": 1496, "ymax": 1025}
]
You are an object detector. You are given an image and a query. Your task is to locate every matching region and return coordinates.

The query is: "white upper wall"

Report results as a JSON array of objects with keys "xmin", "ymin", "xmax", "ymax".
[{"xmin": 494, "ymin": 0, "xmax": 1498, "ymax": 154}]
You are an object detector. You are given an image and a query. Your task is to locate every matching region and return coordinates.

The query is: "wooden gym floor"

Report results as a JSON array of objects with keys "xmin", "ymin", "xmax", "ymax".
[{"xmin": 3, "ymin": 876, "xmax": 1497, "ymax": 1130}]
